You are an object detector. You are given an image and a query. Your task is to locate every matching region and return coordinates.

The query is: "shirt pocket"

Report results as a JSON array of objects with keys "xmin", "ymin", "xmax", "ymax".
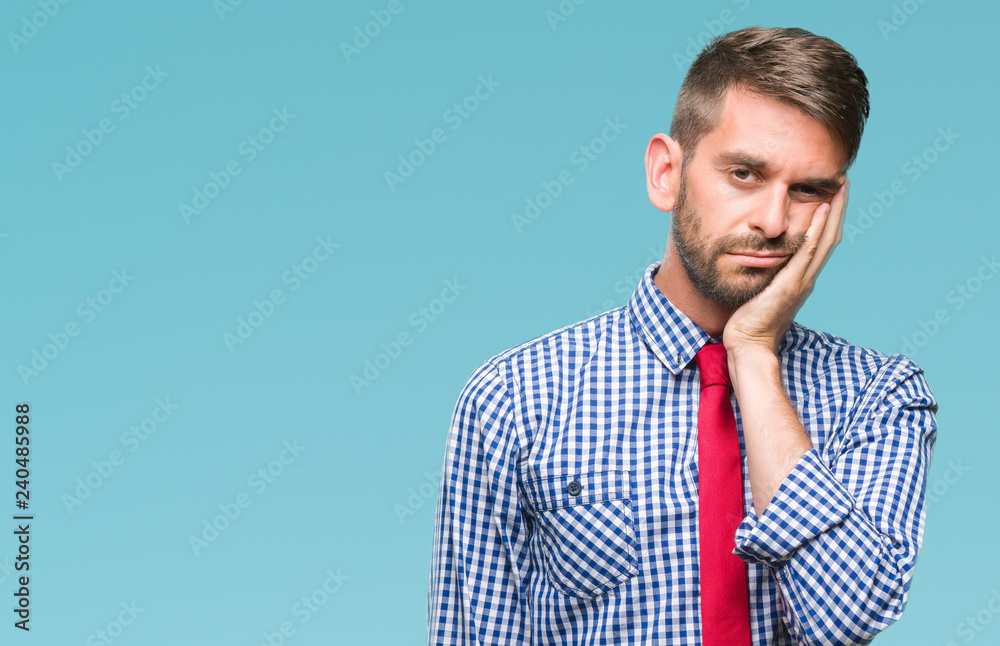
[{"xmin": 522, "ymin": 470, "xmax": 639, "ymax": 598}]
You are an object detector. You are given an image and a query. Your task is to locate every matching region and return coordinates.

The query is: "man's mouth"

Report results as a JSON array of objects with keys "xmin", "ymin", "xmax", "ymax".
[{"xmin": 726, "ymin": 252, "xmax": 790, "ymax": 267}]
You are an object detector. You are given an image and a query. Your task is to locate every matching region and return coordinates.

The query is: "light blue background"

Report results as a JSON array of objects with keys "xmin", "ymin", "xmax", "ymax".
[{"xmin": 1, "ymin": 0, "xmax": 997, "ymax": 643}]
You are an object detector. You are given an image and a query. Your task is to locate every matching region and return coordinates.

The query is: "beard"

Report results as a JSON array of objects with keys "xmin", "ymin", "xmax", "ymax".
[{"xmin": 669, "ymin": 170, "xmax": 801, "ymax": 310}]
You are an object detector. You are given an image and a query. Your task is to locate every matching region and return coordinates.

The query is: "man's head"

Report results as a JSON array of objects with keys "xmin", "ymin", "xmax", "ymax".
[
  {"xmin": 646, "ymin": 27, "xmax": 867, "ymax": 316},
  {"xmin": 672, "ymin": 26, "xmax": 869, "ymax": 173}
]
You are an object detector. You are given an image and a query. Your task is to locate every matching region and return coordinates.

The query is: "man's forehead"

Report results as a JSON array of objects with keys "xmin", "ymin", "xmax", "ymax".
[{"xmin": 695, "ymin": 87, "xmax": 846, "ymax": 176}]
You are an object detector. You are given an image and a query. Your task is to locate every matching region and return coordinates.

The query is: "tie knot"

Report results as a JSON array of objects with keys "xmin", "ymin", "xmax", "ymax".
[{"xmin": 695, "ymin": 342, "xmax": 731, "ymax": 391}]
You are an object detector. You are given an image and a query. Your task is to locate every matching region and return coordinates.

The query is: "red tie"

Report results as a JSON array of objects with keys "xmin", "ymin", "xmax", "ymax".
[{"xmin": 695, "ymin": 342, "xmax": 752, "ymax": 645}]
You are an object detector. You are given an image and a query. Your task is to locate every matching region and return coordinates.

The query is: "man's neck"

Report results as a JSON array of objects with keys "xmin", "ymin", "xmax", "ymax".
[{"xmin": 653, "ymin": 250, "xmax": 734, "ymax": 340}]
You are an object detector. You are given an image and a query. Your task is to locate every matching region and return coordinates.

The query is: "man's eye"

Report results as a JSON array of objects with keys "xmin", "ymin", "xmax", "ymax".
[
  {"xmin": 794, "ymin": 185, "xmax": 829, "ymax": 199},
  {"xmin": 732, "ymin": 169, "xmax": 754, "ymax": 181}
]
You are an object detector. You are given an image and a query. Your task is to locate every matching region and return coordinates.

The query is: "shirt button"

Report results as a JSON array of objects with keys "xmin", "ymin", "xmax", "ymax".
[{"xmin": 566, "ymin": 480, "xmax": 582, "ymax": 496}]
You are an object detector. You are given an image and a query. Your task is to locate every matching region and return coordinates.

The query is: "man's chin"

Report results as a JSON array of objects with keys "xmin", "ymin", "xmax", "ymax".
[{"xmin": 710, "ymin": 274, "xmax": 776, "ymax": 308}]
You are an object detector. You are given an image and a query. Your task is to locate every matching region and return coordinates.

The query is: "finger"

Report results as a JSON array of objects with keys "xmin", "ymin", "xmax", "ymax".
[
  {"xmin": 806, "ymin": 181, "xmax": 848, "ymax": 280},
  {"xmin": 826, "ymin": 180, "xmax": 849, "ymax": 271},
  {"xmin": 835, "ymin": 180, "xmax": 850, "ymax": 243},
  {"xmin": 785, "ymin": 199, "xmax": 831, "ymax": 282}
]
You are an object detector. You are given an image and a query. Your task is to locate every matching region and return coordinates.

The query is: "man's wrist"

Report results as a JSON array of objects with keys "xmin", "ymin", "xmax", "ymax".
[{"xmin": 727, "ymin": 344, "xmax": 781, "ymax": 393}]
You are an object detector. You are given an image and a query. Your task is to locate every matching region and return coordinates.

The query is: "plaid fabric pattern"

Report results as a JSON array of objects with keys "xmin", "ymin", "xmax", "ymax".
[{"xmin": 428, "ymin": 261, "xmax": 938, "ymax": 645}]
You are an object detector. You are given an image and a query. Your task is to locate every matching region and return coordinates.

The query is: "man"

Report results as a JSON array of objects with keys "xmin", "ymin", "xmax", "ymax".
[{"xmin": 427, "ymin": 26, "xmax": 938, "ymax": 645}]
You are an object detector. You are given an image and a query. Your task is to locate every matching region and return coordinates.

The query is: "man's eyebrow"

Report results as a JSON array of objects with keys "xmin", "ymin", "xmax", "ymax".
[
  {"xmin": 717, "ymin": 151, "xmax": 769, "ymax": 169},
  {"xmin": 716, "ymin": 151, "xmax": 843, "ymax": 192}
]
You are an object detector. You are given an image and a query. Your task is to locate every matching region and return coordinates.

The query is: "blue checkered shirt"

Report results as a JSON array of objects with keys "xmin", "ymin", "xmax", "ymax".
[{"xmin": 428, "ymin": 261, "xmax": 938, "ymax": 645}]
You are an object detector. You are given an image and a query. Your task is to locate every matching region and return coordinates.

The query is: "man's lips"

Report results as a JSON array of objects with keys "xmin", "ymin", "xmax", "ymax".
[{"xmin": 726, "ymin": 252, "xmax": 790, "ymax": 267}]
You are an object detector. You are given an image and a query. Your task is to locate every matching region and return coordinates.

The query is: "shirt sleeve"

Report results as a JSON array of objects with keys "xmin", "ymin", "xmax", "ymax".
[
  {"xmin": 733, "ymin": 354, "xmax": 938, "ymax": 645},
  {"xmin": 427, "ymin": 359, "xmax": 531, "ymax": 645}
]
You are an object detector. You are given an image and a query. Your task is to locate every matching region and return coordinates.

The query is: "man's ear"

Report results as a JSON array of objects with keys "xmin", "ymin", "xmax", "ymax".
[{"xmin": 645, "ymin": 134, "xmax": 684, "ymax": 213}]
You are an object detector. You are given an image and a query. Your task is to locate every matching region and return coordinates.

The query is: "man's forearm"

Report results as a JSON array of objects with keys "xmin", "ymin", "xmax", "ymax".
[{"xmin": 728, "ymin": 347, "xmax": 812, "ymax": 517}]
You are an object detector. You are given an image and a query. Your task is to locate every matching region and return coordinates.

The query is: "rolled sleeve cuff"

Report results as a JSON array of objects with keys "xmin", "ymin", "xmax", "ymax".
[{"xmin": 733, "ymin": 448, "xmax": 854, "ymax": 567}]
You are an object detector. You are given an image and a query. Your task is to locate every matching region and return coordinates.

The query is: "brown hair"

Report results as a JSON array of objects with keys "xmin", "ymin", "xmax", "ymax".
[{"xmin": 670, "ymin": 26, "xmax": 870, "ymax": 171}]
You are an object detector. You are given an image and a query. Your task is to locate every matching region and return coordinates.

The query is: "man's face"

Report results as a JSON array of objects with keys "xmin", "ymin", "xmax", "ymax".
[{"xmin": 669, "ymin": 87, "xmax": 846, "ymax": 310}]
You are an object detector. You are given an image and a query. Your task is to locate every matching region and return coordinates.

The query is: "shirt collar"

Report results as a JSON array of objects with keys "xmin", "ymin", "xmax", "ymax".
[{"xmin": 626, "ymin": 261, "xmax": 719, "ymax": 375}]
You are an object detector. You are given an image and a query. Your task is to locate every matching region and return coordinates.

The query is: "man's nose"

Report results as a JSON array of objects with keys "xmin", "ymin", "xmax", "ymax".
[{"xmin": 747, "ymin": 186, "xmax": 790, "ymax": 239}]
